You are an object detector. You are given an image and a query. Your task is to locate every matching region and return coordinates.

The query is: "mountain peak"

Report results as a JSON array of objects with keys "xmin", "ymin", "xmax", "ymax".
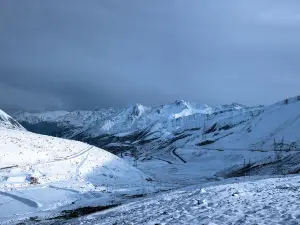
[
  {"xmin": 131, "ymin": 103, "xmax": 149, "ymax": 117},
  {"xmin": 0, "ymin": 109, "xmax": 25, "ymax": 130},
  {"xmin": 174, "ymin": 100, "xmax": 188, "ymax": 106}
]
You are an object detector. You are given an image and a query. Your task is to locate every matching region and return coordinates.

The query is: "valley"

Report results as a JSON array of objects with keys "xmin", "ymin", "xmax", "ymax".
[{"xmin": 1, "ymin": 96, "xmax": 300, "ymax": 224}]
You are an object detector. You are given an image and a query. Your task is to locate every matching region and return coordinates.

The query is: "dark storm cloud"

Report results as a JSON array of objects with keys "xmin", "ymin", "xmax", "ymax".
[{"xmin": 1, "ymin": 0, "xmax": 300, "ymax": 111}]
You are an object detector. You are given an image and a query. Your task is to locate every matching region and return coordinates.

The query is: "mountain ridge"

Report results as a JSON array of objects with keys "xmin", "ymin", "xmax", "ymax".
[
  {"xmin": 5, "ymin": 96, "xmax": 300, "ymax": 161},
  {"xmin": 14, "ymin": 96, "xmax": 300, "ymax": 157},
  {"xmin": 0, "ymin": 109, "xmax": 25, "ymax": 130}
]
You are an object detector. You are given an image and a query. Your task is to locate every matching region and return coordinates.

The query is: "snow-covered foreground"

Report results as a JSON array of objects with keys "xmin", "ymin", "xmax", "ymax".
[
  {"xmin": 0, "ymin": 127, "xmax": 164, "ymax": 224},
  {"xmin": 46, "ymin": 175, "xmax": 300, "ymax": 225}
]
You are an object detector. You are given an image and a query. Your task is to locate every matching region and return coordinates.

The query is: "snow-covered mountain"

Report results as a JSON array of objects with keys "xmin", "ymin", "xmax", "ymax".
[
  {"xmin": 17, "ymin": 97, "xmax": 300, "ymax": 151},
  {"xmin": 3, "ymin": 96, "xmax": 300, "ymax": 223},
  {"xmin": 0, "ymin": 109, "xmax": 25, "ymax": 130},
  {"xmin": 0, "ymin": 111, "xmax": 158, "ymax": 223},
  {"xmin": 15, "ymin": 100, "xmax": 256, "ymax": 152},
  {"xmin": 15, "ymin": 96, "xmax": 300, "ymax": 181},
  {"xmin": 16, "ymin": 101, "xmax": 214, "ymax": 137}
]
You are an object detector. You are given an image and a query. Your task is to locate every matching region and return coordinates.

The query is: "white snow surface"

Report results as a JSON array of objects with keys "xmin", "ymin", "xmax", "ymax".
[
  {"xmin": 0, "ymin": 127, "xmax": 157, "ymax": 223},
  {"xmin": 45, "ymin": 175, "xmax": 300, "ymax": 225},
  {"xmin": 0, "ymin": 109, "xmax": 24, "ymax": 130}
]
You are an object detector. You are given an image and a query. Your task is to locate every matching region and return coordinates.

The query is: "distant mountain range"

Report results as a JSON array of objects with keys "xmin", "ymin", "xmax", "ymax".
[{"xmin": 14, "ymin": 96, "xmax": 300, "ymax": 158}]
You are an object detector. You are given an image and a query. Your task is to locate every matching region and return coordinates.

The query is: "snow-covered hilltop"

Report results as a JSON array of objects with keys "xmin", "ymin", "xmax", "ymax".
[
  {"xmin": 0, "ymin": 109, "xmax": 25, "ymax": 130},
  {"xmin": 0, "ymin": 110, "xmax": 156, "ymax": 223}
]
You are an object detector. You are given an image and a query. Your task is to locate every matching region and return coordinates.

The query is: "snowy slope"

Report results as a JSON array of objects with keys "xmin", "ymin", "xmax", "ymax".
[
  {"xmin": 0, "ymin": 126, "xmax": 157, "ymax": 223},
  {"xmin": 131, "ymin": 96, "xmax": 300, "ymax": 184},
  {"xmin": 66, "ymin": 175, "xmax": 300, "ymax": 225},
  {"xmin": 207, "ymin": 96, "xmax": 300, "ymax": 150},
  {"xmin": 0, "ymin": 109, "xmax": 24, "ymax": 130},
  {"xmin": 15, "ymin": 96, "xmax": 300, "ymax": 182},
  {"xmin": 0, "ymin": 128, "xmax": 147, "ymax": 181},
  {"xmin": 14, "ymin": 175, "xmax": 300, "ymax": 225}
]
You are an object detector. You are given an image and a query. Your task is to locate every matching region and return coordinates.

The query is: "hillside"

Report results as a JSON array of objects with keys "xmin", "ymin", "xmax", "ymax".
[
  {"xmin": 15, "ymin": 100, "xmax": 260, "ymax": 152},
  {"xmin": 0, "ymin": 109, "xmax": 24, "ymax": 130},
  {"xmin": 3, "ymin": 96, "xmax": 300, "ymax": 223},
  {"xmin": 14, "ymin": 96, "xmax": 300, "ymax": 185},
  {"xmin": 0, "ymin": 113, "xmax": 156, "ymax": 223},
  {"xmin": 43, "ymin": 175, "xmax": 300, "ymax": 225}
]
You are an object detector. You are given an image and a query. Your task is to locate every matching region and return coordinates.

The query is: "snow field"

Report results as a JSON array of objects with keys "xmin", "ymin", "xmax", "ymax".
[{"xmin": 66, "ymin": 175, "xmax": 300, "ymax": 225}]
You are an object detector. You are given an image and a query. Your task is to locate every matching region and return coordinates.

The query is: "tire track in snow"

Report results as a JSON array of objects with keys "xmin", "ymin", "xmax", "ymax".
[
  {"xmin": 0, "ymin": 146, "xmax": 94, "ymax": 170},
  {"xmin": 75, "ymin": 150, "xmax": 91, "ymax": 180},
  {"xmin": 170, "ymin": 147, "xmax": 186, "ymax": 164},
  {"xmin": 55, "ymin": 146, "xmax": 94, "ymax": 161}
]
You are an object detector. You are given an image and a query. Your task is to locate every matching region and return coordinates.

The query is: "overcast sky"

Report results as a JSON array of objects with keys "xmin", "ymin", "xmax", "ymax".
[{"xmin": 1, "ymin": 0, "xmax": 300, "ymax": 112}]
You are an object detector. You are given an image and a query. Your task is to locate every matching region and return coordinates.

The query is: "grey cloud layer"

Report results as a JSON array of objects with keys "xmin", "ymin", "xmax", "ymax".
[{"xmin": 0, "ymin": 0, "xmax": 300, "ymax": 111}]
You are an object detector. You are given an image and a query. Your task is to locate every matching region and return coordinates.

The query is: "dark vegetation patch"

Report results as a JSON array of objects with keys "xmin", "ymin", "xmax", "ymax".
[
  {"xmin": 20, "ymin": 121, "xmax": 71, "ymax": 137},
  {"xmin": 168, "ymin": 134, "xmax": 191, "ymax": 145},
  {"xmin": 77, "ymin": 125, "xmax": 154, "ymax": 150},
  {"xmin": 22, "ymin": 121, "xmax": 156, "ymax": 155},
  {"xmin": 204, "ymin": 123, "xmax": 217, "ymax": 134},
  {"xmin": 104, "ymin": 145, "xmax": 134, "ymax": 155},
  {"xmin": 49, "ymin": 204, "xmax": 120, "ymax": 220},
  {"xmin": 187, "ymin": 128, "xmax": 201, "ymax": 131},
  {"xmin": 213, "ymin": 132, "xmax": 220, "ymax": 137},
  {"xmin": 137, "ymin": 137, "xmax": 160, "ymax": 145},
  {"xmin": 220, "ymin": 154, "xmax": 300, "ymax": 178},
  {"xmin": 121, "ymin": 193, "xmax": 147, "ymax": 199},
  {"xmin": 218, "ymin": 120, "xmax": 248, "ymax": 132},
  {"xmin": 196, "ymin": 132, "xmax": 233, "ymax": 147},
  {"xmin": 218, "ymin": 124, "xmax": 233, "ymax": 131},
  {"xmin": 197, "ymin": 140, "xmax": 215, "ymax": 146},
  {"xmin": 16, "ymin": 216, "xmax": 41, "ymax": 224},
  {"xmin": 29, "ymin": 217, "xmax": 41, "ymax": 222},
  {"xmin": 222, "ymin": 163, "xmax": 255, "ymax": 178},
  {"xmin": 204, "ymin": 120, "xmax": 249, "ymax": 136}
]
